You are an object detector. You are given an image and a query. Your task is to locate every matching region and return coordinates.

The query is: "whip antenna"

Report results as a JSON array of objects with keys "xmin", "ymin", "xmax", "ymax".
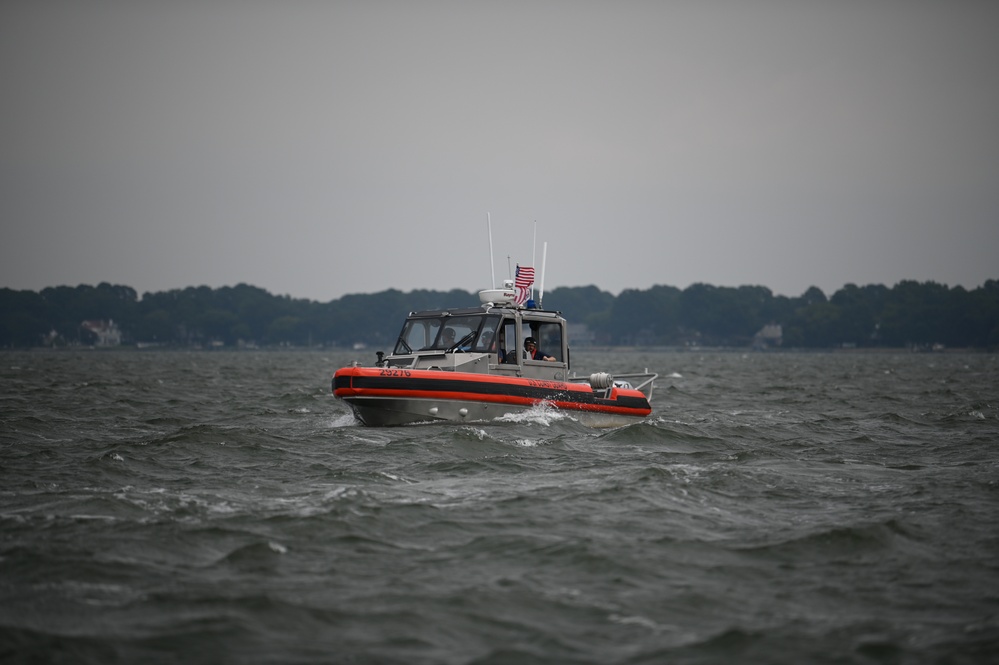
[
  {"xmin": 539, "ymin": 241, "xmax": 548, "ymax": 308},
  {"xmin": 531, "ymin": 220, "xmax": 537, "ymax": 301}
]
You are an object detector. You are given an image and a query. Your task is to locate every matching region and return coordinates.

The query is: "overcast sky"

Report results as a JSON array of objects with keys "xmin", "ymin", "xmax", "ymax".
[{"xmin": 2, "ymin": 1, "xmax": 997, "ymax": 303}]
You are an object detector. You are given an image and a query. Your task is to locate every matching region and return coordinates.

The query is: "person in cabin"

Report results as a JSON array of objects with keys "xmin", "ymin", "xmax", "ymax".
[
  {"xmin": 441, "ymin": 328, "xmax": 456, "ymax": 348},
  {"xmin": 495, "ymin": 329, "xmax": 514, "ymax": 363},
  {"xmin": 478, "ymin": 330, "xmax": 499, "ymax": 355},
  {"xmin": 442, "ymin": 327, "xmax": 476, "ymax": 351},
  {"xmin": 524, "ymin": 336, "xmax": 555, "ymax": 361}
]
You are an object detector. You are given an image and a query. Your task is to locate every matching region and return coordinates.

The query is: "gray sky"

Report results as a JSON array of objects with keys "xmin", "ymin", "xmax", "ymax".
[{"xmin": 2, "ymin": 1, "xmax": 997, "ymax": 302}]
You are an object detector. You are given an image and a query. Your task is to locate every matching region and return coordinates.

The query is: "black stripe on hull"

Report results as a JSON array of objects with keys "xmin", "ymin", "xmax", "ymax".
[{"xmin": 337, "ymin": 374, "xmax": 650, "ymax": 412}]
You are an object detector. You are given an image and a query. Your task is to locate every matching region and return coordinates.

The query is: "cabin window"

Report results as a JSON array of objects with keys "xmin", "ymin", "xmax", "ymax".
[
  {"xmin": 394, "ymin": 314, "xmax": 511, "ymax": 356},
  {"xmin": 472, "ymin": 315, "xmax": 501, "ymax": 352},
  {"xmin": 433, "ymin": 316, "xmax": 486, "ymax": 350},
  {"xmin": 524, "ymin": 321, "xmax": 563, "ymax": 362},
  {"xmin": 395, "ymin": 318, "xmax": 442, "ymax": 354},
  {"xmin": 497, "ymin": 319, "xmax": 518, "ymax": 364}
]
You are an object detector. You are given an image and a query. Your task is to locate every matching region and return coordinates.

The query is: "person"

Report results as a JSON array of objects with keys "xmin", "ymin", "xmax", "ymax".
[
  {"xmin": 524, "ymin": 336, "xmax": 555, "ymax": 361},
  {"xmin": 441, "ymin": 328, "xmax": 456, "ymax": 348},
  {"xmin": 442, "ymin": 327, "xmax": 475, "ymax": 351},
  {"xmin": 495, "ymin": 331, "xmax": 514, "ymax": 363},
  {"xmin": 478, "ymin": 330, "xmax": 494, "ymax": 351}
]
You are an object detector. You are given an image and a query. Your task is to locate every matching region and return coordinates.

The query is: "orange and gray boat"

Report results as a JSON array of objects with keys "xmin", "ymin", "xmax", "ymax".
[{"xmin": 333, "ymin": 282, "xmax": 656, "ymax": 427}]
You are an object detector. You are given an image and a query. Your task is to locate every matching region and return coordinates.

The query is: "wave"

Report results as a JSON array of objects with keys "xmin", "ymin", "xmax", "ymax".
[
  {"xmin": 494, "ymin": 402, "xmax": 575, "ymax": 427},
  {"xmin": 3, "ymin": 349, "xmax": 997, "ymax": 664}
]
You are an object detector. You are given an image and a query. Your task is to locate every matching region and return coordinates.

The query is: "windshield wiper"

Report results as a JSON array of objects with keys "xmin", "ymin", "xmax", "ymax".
[{"xmin": 447, "ymin": 331, "xmax": 476, "ymax": 353}]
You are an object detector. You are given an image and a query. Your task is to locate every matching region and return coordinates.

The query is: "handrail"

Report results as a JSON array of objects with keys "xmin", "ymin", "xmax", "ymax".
[{"xmin": 567, "ymin": 371, "xmax": 658, "ymax": 399}]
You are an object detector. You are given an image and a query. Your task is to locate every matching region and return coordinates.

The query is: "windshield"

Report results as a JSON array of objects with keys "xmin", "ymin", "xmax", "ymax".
[
  {"xmin": 393, "ymin": 314, "xmax": 499, "ymax": 354},
  {"xmin": 394, "ymin": 318, "xmax": 441, "ymax": 354}
]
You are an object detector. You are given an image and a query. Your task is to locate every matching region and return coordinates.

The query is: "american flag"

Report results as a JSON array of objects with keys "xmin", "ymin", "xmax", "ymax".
[{"xmin": 514, "ymin": 265, "xmax": 535, "ymax": 305}]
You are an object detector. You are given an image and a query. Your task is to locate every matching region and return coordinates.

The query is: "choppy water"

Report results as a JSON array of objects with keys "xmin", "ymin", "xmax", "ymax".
[{"xmin": 1, "ymin": 349, "xmax": 997, "ymax": 664}]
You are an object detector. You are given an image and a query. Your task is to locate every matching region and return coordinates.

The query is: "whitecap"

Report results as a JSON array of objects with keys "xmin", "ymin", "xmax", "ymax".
[
  {"xmin": 323, "ymin": 486, "xmax": 360, "ymax": 501},
  {"xmin": 456, "ymin": 427, "xmax": 489, "ymax": 440},
  {"xmin": 494, "ymin": 402, "xmax": 570, "ymax": 427},
  {"xmin": 668, "ymin": 464, "xmax": 704, "ymax": 482},
  {"xmin": 609, "ymin": 613, "xmax": 665, "ymax": 631},
  {"xmin": 268, "ymin": 541, "xmax": 288, "ymax": 554},
  {"xmin": 328, "ymin": 413, "xmax": 358, "ymax": 428}
]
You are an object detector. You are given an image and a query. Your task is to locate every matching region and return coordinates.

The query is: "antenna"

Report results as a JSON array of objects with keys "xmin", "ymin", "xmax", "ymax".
[
  {"xmin": 539, "ymin": 241, "xmax": 548, "ymax": 308},
  {"xmin": 487, "ymin": 212, "xmax": 496, "ymax": 288},
  {"xmin": 531, "ymin": 221, "xmax": 537, "ymax": 301}
]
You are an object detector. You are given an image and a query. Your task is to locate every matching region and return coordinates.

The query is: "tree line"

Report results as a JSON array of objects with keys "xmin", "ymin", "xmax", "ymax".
[{"xmin": 1, "ymin": 279, "xmax": 997, "ymax": 350}]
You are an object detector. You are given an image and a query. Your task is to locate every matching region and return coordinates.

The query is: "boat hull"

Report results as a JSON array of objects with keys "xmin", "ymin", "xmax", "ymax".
[{"xmin": 333, "ymin": 367, "xmax": 652, "ymax": 427}]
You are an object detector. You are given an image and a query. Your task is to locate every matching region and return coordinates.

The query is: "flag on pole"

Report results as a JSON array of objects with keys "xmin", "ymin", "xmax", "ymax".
[{"xmin": 514, "ymin": 265, "xmax": 535, "ymax": 305}]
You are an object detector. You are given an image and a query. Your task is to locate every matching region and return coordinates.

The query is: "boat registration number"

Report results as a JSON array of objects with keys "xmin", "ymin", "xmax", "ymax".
[{"xmin": 379, "ymin": 369, "xmax": 412, "ymax": 377}]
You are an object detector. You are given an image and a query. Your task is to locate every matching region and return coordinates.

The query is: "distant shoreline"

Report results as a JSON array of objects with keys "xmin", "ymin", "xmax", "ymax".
[{"xmin": 4, "ymin": 345, "xmax": 990, "ymax": 355}]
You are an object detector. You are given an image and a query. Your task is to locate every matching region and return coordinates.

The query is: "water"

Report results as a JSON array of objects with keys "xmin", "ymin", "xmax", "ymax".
[{"xmin": 2, "ymin": 349, "xmax": 997, "ymax": 664}]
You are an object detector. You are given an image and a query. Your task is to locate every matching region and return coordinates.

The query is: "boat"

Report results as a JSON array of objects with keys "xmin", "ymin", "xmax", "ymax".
[{"xmin": 332, "ymin": 280, "xmax": 657, "ymax": 427}]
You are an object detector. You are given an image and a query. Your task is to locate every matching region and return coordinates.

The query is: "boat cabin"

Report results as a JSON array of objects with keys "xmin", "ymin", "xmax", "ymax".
[{"xmin": 383, "ymin": 304, "xmax": 571, "ymax": 381}]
